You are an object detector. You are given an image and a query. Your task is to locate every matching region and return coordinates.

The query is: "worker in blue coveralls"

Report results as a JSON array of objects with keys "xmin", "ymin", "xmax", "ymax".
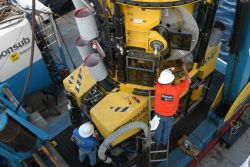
[{"xmin": 72, "ymin": 122, "xmax": 97, "ymax": 166}]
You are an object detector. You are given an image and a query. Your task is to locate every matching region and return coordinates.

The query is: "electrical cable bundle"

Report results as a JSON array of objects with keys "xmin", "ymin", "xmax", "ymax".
[
  {"xmin": 0, "ymin": 1, "xmax": 25, "ymax": 30},
  {"xmin": 0, "ymin": 6, "xmax": 19, "ymax": 21},
  {"xmin": 0, "ymin": 0, "xmax": 7, "ymax": 7}
]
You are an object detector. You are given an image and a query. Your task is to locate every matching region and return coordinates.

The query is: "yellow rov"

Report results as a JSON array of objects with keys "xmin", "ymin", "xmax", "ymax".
[{"xmin": 64, "ymin": 0, "xmax": 224, "ymax": 163}]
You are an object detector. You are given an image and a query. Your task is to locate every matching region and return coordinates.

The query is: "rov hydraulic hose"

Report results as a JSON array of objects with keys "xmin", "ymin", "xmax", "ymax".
[{"xmin": 98, "ymin": 121, "xmax": 149, "ymax": 163}]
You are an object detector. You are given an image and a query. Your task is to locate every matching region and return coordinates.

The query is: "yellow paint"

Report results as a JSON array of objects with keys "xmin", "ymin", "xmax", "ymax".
[
  {"xmin": 63, "ymin": 61, "xmax": 198, "ymax": 106},
  {"xmin": 131, "ymin": 0, "xmax": 180, "ymax": 2},
  {"xmin": 199, "ymin": 43, "xmax": 221, "ymax": 79},
  {"xmin": 126, "ymin": 30, "xmax": 167, "ymax": 53},
  {"xmin": 148, "ymin": 31, "xmax": 168, "ymax": 52},
  {"xmin": 210, "ymin": 84, "xmax": 224, "ymax": 110},
  {"xmin": 40, "ymin": 146, "xmax": 60, "ymax": 167},
  {"xmin": 50, "ymin": 140, "xmax": 58, "ymax": 147},
  {"xmin": 182, "ymin": 3, "xmax": 195, "ymax": 14},
  {"xmin": 117, "ymin": 0, "xmax": 200, "ymax": 9},
  {"xmin": 124, "ymin": 5, "xmax": 167, "ymax": 52},
  {"xmin": 118, "ymin": 63, "xmax": 198, "ymax": 95},
  {"xmin": 107, "ymin": 0, "xmax": 115, "ymax": 16},
  {"xmin": 90, "ymin": 91, "xmax": 148, "ymax": 146},
  {"xmin": 119, "ymin": 82, "xmax": 153, "ymax": 94},
  {"xmin": 63, "ymin": 0, "xmax": 220, "ymax": 149},
  {"xmin": 191, "ymin": 85, "xmax": 203, "ymax": 101},
  {"xmin": 63, "ymin": 65, "xmax": 96, "ymax": 105},
  {"xmin": 121, "ymin": 0, "xmax": 198, "ymax": 4},
  {"xmin": 185, "ymin": 63, "xmax": 198, "ymax": 79},
  {"xmin": 206, "ymin": 0, "xmax": 214, "ymax": 4},
  {"xmin": 224, "ymin": 82, "xmax": 250, "ymax": 122},
  {"xmin": 124, "ymin": 6, "xmax": 161, "ymax": 31},
  {"xmin": 63, "ymin": 62, "xmax": 199, "ymax": 146},
  {"xmin": 9, "ymin": 52, "xmax": 19, "ymax": 62},
  {"xmin": 113, "ymin": 2, "xmax": 198, "ymax": 52},
  {"xmin": 118, "ymin": 63, "xmax": 198, "ymax": 97}
]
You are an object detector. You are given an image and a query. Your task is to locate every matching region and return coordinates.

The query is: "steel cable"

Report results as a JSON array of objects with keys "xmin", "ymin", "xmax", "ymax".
[
  {"xmin": 15, "ymin": 0, "xmax": 35, "ymax": 112},
  {"xmin": 0, "ymin": 0, "xmax": 7, "ymax": 7}
]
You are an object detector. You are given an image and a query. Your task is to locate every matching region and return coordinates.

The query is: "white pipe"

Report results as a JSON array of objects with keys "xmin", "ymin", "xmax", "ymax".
[
  {"xmin": 79, "ymin": 0, "xmax": 95, "ymax": 13},
  {"xmin": 72, "ymin": 0, "xmax": 95, "ymax": 12},
  {"xmin": 72, "ymin": 0, "xmax": 87, "ymax": 9},
  {"xmin": 76, "ymin": 36, "xmax": 94, "ymax": 61},
  {"xmin": 84, "ymin": 53, "xmax": 107, "ymax": 81},
  {"xmin": 75, "ymin": 8, "xmax": 98, "ymax": 41}
]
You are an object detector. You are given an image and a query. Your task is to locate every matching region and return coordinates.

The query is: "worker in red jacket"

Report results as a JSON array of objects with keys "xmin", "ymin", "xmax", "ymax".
[{"xmin": 154, "ymin": 64, "xmax": 191, "ymax": 145}]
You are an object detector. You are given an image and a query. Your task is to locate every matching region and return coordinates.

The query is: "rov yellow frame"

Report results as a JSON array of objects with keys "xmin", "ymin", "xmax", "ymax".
[
  {"xmin": 209, "ymin": 81, "xmax": 250, "ymax": 122},
  {"xmin": 63, "ymin": 0, "xmax": 220, "ymax": 146},
  {"xmin": 224, "ymin": 82, "xmax": 250, "ymax": 122}
]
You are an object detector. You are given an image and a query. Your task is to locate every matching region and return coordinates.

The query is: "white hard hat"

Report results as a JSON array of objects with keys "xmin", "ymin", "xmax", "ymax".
[
  {"xmin": 158, "ymin": 67, "xmax": 175, "ymax": 84},
  {"xmin": 150, "ymin": 115, "xmax": 160, "ymax": 131},
  {"xmin": 78, "ymin": 122, "xmax": 94, "ymax": 138}
]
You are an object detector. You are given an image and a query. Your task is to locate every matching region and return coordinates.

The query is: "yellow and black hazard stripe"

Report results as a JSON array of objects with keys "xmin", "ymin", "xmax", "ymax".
[
  {"xmin": 75, "ymin": 67, "xmax": 83, "ymax": 92},
  {"xmin": 69, "ymin": 75, "xmax": 74, "ymax": 84},
  {"xmin": 110, "ymin": 106, "xmax": 131, "ymax": 112}
]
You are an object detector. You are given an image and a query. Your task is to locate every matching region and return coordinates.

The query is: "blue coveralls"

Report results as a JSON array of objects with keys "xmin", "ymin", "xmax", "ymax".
[
  {"xmin": 72, "ymin": 128, "xmax": 97, "ymax": 166},
  {"xmin": 154, "ymin": 114, "xmax": 173, "ymax": 145}
]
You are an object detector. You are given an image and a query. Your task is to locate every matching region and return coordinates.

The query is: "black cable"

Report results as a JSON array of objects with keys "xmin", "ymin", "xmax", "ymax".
[{"xmin": 15, "ymin": 0, "xmax": 35, "ymax": 112}]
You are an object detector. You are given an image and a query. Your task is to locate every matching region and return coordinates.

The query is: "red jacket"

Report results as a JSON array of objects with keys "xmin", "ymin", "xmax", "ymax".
[{"xmin": 154, "ymin": 79, "xmax": 190, "ymax": 116}]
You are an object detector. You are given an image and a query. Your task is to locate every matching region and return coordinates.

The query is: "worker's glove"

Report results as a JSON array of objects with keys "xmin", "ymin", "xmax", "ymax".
[
  {"xmin": 70, "ymin": 136, "xmax": 74, "ymax": 142},
  {"xmin": 93, "ymin": 130, "xmax": 98, "ymax": 138},
  {"xmin": 150, "ymin": 115, "xmax": 160, "ymax": 131},
  {"xmin": 168, "ymin": 67, "xmax": 175, "ymax": 71}
]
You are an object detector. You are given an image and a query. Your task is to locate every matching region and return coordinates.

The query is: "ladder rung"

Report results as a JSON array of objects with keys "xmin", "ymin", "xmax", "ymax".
[
  {"xmin": 42, "ymin": 25, "xmax": 52, "ymax": 30},
  {"xmin": 150, "ymin": 150, "xmax": 168, "ymax": 153},
  {"xmin": 44, "ymin": 33, "xmax": 55, "ymax": 40},
  {"xmin": 136, "ymin": 136, "xmax": 148, "ymax": 140},
  {"xmin": 45, "ymin": 40, "xmax": 57, "ymax": 47},
  {"xmin": 150, "ymin": 159, "xmax": 167, "ymax": 162}
]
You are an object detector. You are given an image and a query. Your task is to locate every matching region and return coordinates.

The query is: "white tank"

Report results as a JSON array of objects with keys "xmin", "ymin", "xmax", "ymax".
[
  {"xmin": 84, "ymin": 53, "xmax": 107, "ymax": 81},
  {"xmin": 72, "ymin": 0, "xmax": 87, "ymax": 9},
  {"xmin": 76, "ymin": 36, "xmax": 94, "ymax": 61},
  {"xmin": 75, "ymin": 8, "xmax": 98, "ymax": 41}
]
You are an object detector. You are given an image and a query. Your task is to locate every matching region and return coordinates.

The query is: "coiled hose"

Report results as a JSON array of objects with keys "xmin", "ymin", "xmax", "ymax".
[
  {"xmin": 0, "ymin": 0, "xmax": 7, "ymax": 6},
  {"xmin": 98, "ymin": 121, "xmax": 149, "ymax": 163},
  {"xmin": 0, "ymin": 6, "xmax": 21, "ymax": 21},
  {"xmin": 0, "ymin": 4, "xmax": 25, "ymax": 30}
]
